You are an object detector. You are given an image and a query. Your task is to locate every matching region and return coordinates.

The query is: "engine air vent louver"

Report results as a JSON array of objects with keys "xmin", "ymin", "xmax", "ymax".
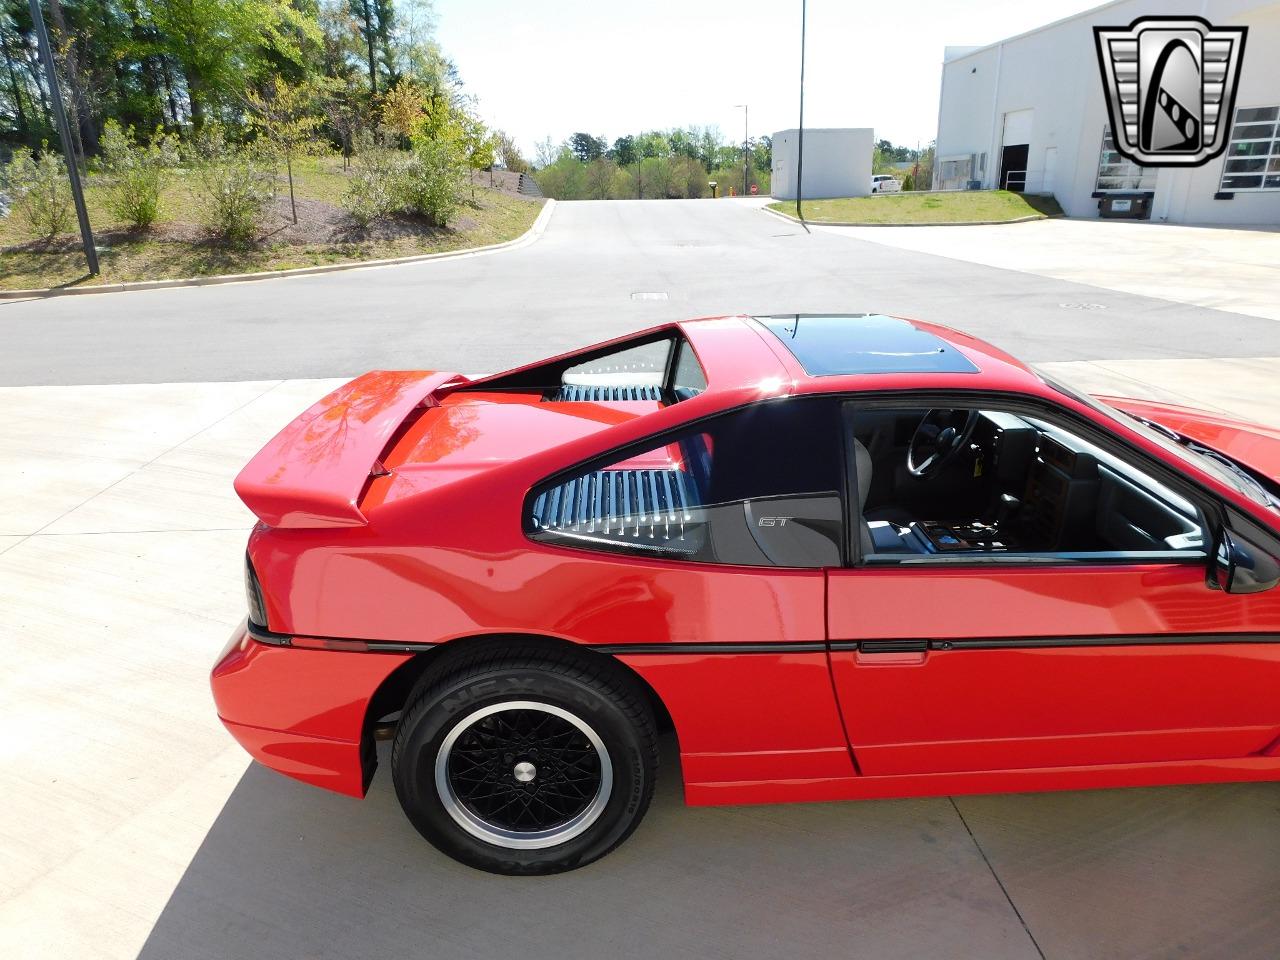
[{"xmin": 545, "ymin": 384, "xmax": 664, "ymax": 403}]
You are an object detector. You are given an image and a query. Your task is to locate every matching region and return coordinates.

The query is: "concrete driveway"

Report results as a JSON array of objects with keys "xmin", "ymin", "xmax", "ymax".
[
  {"xmin": 815, "ymin": 217, "xmax": 1280, "ymax": 323},
  {"xmin": 4, "ymin": 199, "xmax": 1280, "ymax": 960},
  {"xmin": 4, "ymin": 374, "xmax": 1280, "ymax": 960}
]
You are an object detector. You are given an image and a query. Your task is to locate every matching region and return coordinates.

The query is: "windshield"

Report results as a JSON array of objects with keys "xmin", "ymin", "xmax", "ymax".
[{"xmin": 1036, "ymin": 369, "xmax": 1276, "ymax": 510}]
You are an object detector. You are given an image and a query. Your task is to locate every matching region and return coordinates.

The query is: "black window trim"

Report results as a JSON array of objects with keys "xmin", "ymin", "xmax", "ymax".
[
  {"xmin": 840, "ymin": 390, "xmax": 1228, "ymax": 570},
  {"xmin": 522, "ymin": 394, "xmax": 851, "ymax": 570},
  {"xmin": 520, "ymin": 386, "xmax": 1269, "ymax": 573},
  {"xmin": 459, "ymin": 327, "xmax": 707, "ymax": 406}
]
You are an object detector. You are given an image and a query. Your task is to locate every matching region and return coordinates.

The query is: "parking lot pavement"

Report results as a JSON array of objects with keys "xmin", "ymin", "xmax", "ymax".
[
  {"xmin": 1038, "ymin": 357, "xmax": 1280, "ymax": 427},
  {"xmin": 816, "ymin": 218, "xmax": 1280, "ymax": 324},
  {"xmin": 3, "ymin": 366, "xmax": 1280, "ymax": 960},
  {"xmin": 4, "ymin": 199, "xmax": 1280, "ymax": 388}
]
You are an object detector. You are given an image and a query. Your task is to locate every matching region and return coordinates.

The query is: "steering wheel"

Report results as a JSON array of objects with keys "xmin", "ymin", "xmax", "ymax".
[{"xmin": 907, "ymin": 408, "xmax": 979, "ymax": 478}]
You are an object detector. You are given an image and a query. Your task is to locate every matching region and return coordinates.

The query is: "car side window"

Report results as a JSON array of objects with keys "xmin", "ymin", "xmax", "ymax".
[
  {"xmin": 671, "ymin": 339, "xmax": 707, "ymax": 401},
  {"xmin": 527, "ymin": 397, "xmax": 844, "ymax": 567},
  {"xmin": 560, "ymin": 339, "xmax": 672, "ymax": 399},
  {"xmin": 851, "ymin": 404, "xmax": 1209, "ymax": 564}
]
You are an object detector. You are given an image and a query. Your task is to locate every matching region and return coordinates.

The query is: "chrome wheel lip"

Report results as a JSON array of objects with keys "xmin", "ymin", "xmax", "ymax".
[{"xmin": 434, "ymin": 700, "xmax": 613, "ymax": 850}]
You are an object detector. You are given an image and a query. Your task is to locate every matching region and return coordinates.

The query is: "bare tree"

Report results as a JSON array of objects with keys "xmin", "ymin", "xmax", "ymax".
[
  {"xmin": 533, "ymin": 136, "xmax": 558, "ymax": 170},
  {"xmin": 585, "ymin": 157, "xmax": 614, "ymax": 199}
]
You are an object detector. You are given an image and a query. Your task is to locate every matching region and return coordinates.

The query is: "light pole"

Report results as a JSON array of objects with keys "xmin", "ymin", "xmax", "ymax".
[
  {"xmin": 734, "ymin": 104, "xmax": 749, "ymax": 197},
  {"xmin": 796, "ymin": 0, "xmax": 807, "ymax": 223},
  {"xmin": 27, "ymin": 0, "xmax": 97, "ymax": 275}
]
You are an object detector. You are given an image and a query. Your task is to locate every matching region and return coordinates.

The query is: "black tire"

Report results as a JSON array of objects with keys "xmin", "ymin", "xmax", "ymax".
[{"xmin": 391, "ymin": 641, "xmax": 658, "ymax": 875}]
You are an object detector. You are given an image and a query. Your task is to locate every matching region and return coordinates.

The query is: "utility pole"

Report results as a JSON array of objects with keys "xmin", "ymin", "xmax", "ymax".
[
  {"xmin": 27, "ymin": 0, "xmax": 97, "ymax": 275},
  {"xmin": 796, "ymin": 0, "xmax": 807, "ymax": 223},
  {"xmin": 735, "ymin": 104, "xmax": 749, "ymax": 197}
]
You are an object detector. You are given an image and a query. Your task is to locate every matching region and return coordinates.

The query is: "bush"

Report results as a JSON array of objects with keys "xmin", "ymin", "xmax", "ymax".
[
  {"xmin": 99, "ymin": 121, "xmax": 178, "ymax": 229},
  {"xmin": 189, "ymin": 126, "xmax": 275, "ymax": 245},
  {"xmin": 342, "ymin": 130, "xmax": 466, "ymax": 228},
  {"xmin": 672, "ymin": 156, "xmax": 707, "ymax": 198},
  {"xmin": 401, "ymin": 137, "xmax": 465, "ymax": 226},
  {"xmin": 532, "ymin": 150, "xmax": 585, "ymax": 200},
  {"xmin": 3, "ymin": 146, "xmax": 73, "ymax": 239},
  {"xmin": 342, "ymin": 131, "xmax": 407, "ymax": 227}
]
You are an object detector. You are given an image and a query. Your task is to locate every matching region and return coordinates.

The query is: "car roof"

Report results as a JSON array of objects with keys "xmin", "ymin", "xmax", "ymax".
[{"xmin": 678, "ymin": 314, "xmax": 1050, "ymax": 401}]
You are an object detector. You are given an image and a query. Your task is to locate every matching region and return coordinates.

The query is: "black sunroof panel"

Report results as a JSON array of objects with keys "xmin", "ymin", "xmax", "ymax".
[{"xmin": 755, "ymin": 314, "xmax": 979, "ymax": 376}]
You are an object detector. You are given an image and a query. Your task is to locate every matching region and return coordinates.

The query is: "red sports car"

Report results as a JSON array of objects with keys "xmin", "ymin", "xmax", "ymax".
[{"xmin": 212, "ymin": 313, "xmax": 1280, "ymax": 874}]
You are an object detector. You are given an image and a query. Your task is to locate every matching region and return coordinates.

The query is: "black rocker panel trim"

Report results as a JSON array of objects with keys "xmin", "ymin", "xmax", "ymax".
[
  {"xmin": 829, "ymin": 632, "xmax": 1280, "ymax": 652},
  {"xmin": 589, "ymin": 642, "xmax": 828, "ymax": 655}
]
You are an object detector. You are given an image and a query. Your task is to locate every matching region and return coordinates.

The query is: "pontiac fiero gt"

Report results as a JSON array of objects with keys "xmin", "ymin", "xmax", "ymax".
[{"xmin": 212, "ymin": 314, "xmax": 1280, "ymax": 874}]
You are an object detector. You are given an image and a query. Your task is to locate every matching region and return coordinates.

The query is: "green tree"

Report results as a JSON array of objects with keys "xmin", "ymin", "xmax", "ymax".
[
  {"xmin": 492, "ymin": 129, "xmax": 528, "ymax": 172},
  {"xmin": 247, "ymin": 78, "xmax": 325, "ymax": 223},
  {"xmin": 584, "ymin": 156, "xmax": 616, "ymax": 199},
  {"xmin": 149, "ymin": 0, "xmax": 318, "ymax": 127},
  {"xmin": 379, "ymin": 78, "xmax": 425, "ymax": 140},
  {"xmin": 350, "ymin": 0, "xmax": 394, "ymax": 95},
  {"xmin": 568, "ymin": 131, "xmax": 604, "ymax": 163},
  {"xmin": 532, "ymin": 148, "xmax": 584, "ymax": 199},
  {"xmin": 609, "ymin": 134, "xmax": 636, "ymax": 168},
  {"xmin": 454, "ymin": 107, "xmax": 495, "ymax": 196}
]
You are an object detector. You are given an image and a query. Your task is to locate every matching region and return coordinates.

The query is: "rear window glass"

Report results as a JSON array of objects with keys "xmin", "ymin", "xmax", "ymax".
[{"xmin": 465, "ymin": 332, "xmax": 707, "ymax": 405}]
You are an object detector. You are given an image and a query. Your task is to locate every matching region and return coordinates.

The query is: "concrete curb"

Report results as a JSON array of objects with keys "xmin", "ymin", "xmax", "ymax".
[
  {"xmin": 760, "ymin": 205, "xmax": 1056, "ymax": 228},
  {"xmin": 0, "ymin": 198, "xmax": 556, "ymax": 300}
]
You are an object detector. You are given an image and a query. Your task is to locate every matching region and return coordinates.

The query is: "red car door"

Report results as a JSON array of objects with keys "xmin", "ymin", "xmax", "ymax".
[
  {"xmin": 827, "ymin": 563, "xmax": 1280, "ymax": 776},
  {"xmin": 829, "ymin": 400, "xmax": 1280, "ymax": 778}
]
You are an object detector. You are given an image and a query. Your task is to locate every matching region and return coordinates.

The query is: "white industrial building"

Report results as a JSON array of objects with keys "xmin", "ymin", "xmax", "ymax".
[
  {"xmin": 771, "ymin": 128, "xmax": 873, "ymax": 200},
  {"xmin": 934, "ymin": 0, "xmax": 1280, "ymax": 224}
]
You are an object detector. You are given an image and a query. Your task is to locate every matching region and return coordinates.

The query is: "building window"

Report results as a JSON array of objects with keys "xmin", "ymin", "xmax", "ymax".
[
  {"xmin": 1095, "ymin": 126, "xmax": 1157, "ymax": 192},
  {"xmin": 1219, "ymin": 106, "xmax": 1280, "ymax": 192}
]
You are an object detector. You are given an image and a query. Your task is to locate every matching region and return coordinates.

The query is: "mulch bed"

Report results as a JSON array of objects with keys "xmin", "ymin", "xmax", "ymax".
[
  {"xmin": 2, "ymin": 168, "xmax": 535, "ymax": 254},
  {"xmin": 1, "ymin": 196, "xmax": 472, "ymax": 252}
]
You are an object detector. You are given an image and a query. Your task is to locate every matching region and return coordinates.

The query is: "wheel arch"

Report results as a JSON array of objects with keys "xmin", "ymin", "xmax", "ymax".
[{"xmin": 364, "ymin": 633, "xmax": 679, "ymax": 761}]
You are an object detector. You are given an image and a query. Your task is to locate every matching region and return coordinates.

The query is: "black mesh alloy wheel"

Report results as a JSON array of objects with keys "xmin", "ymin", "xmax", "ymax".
[{"xmin": 392, "ymin": 643, "xmax": 658, "ymax": 874}]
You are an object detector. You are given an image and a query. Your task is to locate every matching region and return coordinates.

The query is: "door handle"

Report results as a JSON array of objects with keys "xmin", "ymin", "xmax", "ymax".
[
  {"xmin": 858, "ymin": 639, "xmax": 928, "ymax": 653},
  {"xmin": 852, "ymin": 638, "xmax": 929, "ymax": 666}
]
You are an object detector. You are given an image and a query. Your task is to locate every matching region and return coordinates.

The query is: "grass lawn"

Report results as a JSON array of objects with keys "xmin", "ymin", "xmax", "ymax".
[
  {"xmin": 0, "ymin": 156, "xmax": 543, "ymax": 291},
  {"xmin": 767, "ymin": 190, "xmax": 1062, "ymax": 225}
]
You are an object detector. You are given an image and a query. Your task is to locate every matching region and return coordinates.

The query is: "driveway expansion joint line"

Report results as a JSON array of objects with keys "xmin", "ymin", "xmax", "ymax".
[
  {"xmin": 3, "ymin": 379, "xmax": 285, "ymax": 551},
  {"xmin": 949, "ymin": 796, "xmax": 1047, "ymax": 960}
]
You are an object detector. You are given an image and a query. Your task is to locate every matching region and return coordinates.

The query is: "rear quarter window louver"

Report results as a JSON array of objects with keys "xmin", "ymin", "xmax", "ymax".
[
  {"xmin": 530, "ymin": 468, "xmax": 704, "ymax": 554},
  {"xmin": 545, "ymin": 385, "xmax": 664, "ymax": 402}
]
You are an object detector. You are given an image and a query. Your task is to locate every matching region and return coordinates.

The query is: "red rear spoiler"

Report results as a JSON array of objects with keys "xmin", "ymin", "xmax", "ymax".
[{"xmin": 235, "ymin": 370, "xmax": 466, "ymax": 528}]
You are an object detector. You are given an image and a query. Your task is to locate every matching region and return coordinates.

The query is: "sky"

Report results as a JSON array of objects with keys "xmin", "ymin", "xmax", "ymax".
[{"xmin": 432, "ymin": 0, "xmax": 1106, "ymax": 156}]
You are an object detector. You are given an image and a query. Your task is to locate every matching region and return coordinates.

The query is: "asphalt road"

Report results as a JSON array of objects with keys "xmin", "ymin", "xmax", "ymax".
[{"xmin": 3, "ymin": 198, "xmax": 1278, "ymax": 387}]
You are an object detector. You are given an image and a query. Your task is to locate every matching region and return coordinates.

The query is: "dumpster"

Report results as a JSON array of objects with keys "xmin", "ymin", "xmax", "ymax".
[{"xmin": 1098, "ymin": 192, "xmax": 1153, "ymax": 219}]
